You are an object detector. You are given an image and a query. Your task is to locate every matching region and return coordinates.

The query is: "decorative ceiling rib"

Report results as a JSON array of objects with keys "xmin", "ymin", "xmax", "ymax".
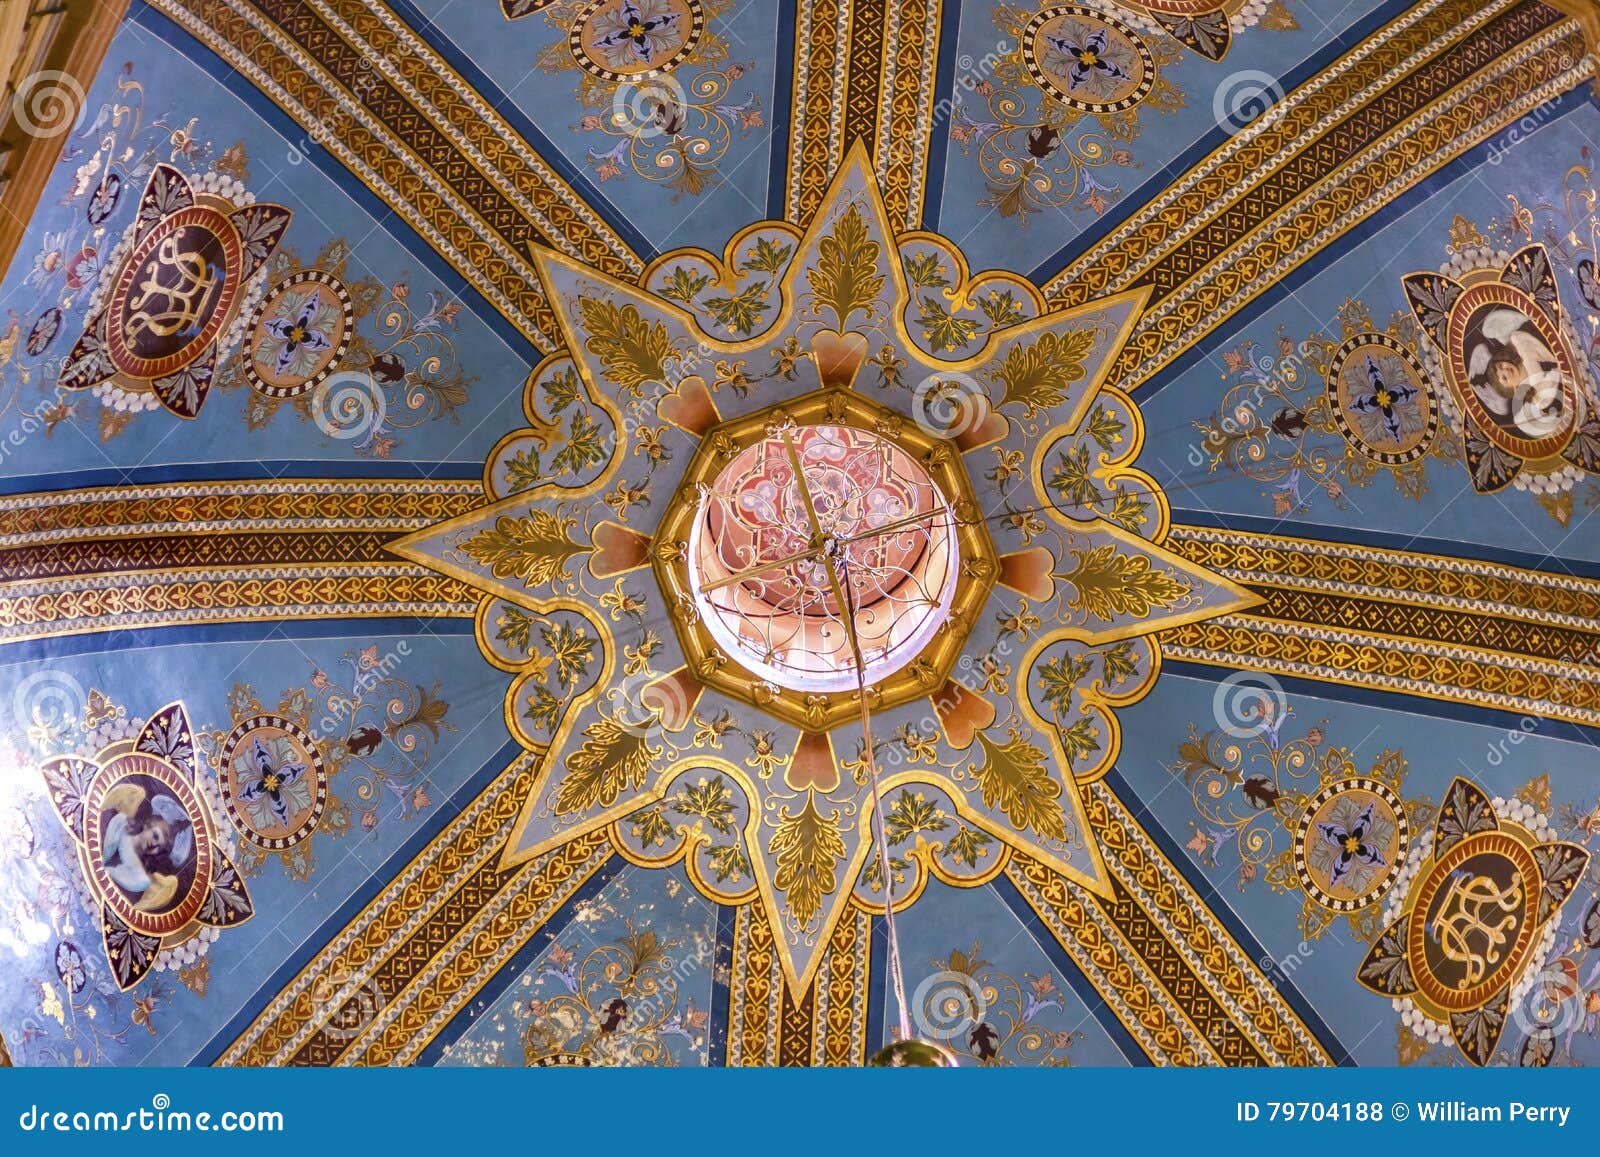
[
  {"xmin": 786, "ymin": 0, "xmax": 945, "ymax": 227},
  {"xmin": 725, "ymin": 904, "xmax": 872, "ymax": 1067},
  {"xmin": 216, "ymin": 768, "xmax": 1334, "ymax": 1066},
  {"xmin": 1161, "ymin": 525, "xmax": 1600, "ymax": 728},
  {"xmin": 0, "ymin": 480, "xmax": 480, "ymax": 642},
  {"xmin": 15, "ymin": 476, "xmax": 1586, "ymax": 730},
  {"xmin": 215, "ymin": 753, "xmax": 609, "ymax": 1066}
]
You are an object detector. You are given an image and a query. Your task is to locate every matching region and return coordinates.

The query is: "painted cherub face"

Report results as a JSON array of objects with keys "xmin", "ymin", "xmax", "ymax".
[
  {"xmin": 1490, "ymin": 356, "xmax": 1525, "ymax": 396},
  {"xmin": 131, "ymin": 818, "xmax": 174, "ymax": 860}
]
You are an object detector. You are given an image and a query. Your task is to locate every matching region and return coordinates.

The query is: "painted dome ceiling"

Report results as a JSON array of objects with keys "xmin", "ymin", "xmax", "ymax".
[{"xmin": 0, "ymin": 0, "xmax": 1597, "ymax": 1070}]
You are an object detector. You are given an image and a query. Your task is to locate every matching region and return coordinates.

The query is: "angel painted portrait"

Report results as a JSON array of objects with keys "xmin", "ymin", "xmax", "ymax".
[
  {"xmin": 1462, "ymin": 304, "xmax": 1574, "ymax": 442},
  {"xmin": 98, "ymin": 776, "xmax": 198, "ymax": 915},
  {"xmin": 41, "ymin": 701, "xmax": 253, "ymax": 989}
]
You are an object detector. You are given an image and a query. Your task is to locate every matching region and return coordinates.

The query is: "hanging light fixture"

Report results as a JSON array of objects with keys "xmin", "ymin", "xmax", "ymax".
[{"xmin": 777, "ymin": 428, "xmax": 961, "ymax": 1068}]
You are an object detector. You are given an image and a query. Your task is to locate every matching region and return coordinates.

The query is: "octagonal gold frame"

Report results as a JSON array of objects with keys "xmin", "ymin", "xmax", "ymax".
[{"xmin": 651, "ymin": 387, "xmax": 999, "ymax": 732}]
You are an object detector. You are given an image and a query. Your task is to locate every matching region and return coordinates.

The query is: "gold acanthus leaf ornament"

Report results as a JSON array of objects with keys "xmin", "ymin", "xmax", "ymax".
[
  {"xmin": 461, "ymin": 511, "xmax": 588, "ymax": 587},
  {"xmin": 972, "ymin": 729, "xmax": 1067, "ymax": 841},
  {"xmin": 576, "ymin": 295, "xmax": 682, "ymax": 395},
  {"xmin": 1057, "ymin": 544, "xmax": 1191, "ymax": 622},
  {"xmin": 769, "ymin": 792, "xmax": 847, "ymax": 926},
  {"xmin": 556, "ymin": 714, "xmax": 663, "ymax": 814},
  {"xmin": 990, "ymin": 327, "xmax": 1096, "ymax": 416},
  {"xmin": 807, "ymin": 202, "xmax": 885, "ymax": 332}
]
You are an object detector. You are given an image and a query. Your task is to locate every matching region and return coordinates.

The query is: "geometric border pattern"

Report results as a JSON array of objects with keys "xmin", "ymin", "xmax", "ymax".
[{"xmin": 1163, "ymin": 524, "xmax": 1600, "ymax": 726}]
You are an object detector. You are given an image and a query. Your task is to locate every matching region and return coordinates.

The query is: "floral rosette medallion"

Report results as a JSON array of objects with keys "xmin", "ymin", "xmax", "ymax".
[
  {"xmin": 218, "ymin": 714, "xmax": 330, "ymax": 851},
  {"xmin": 243, "ymin": 268, "xmax": 354, "ymax": 399}
]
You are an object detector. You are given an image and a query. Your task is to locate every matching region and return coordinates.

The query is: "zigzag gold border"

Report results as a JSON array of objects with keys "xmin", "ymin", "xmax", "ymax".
[
  {"xmin": 337, "ymin": 832, "xmax": 612, "ymax": 1066},
  {"xmin": 1005, "ymin": 850, "xmax": 1215, "ymax": 1065},
  {"xmin": 1161, "ymin": 620, "xmax": 1600, "ymax": 727},
  {"xmin": 787, "ymin": 0, "xmax": 849, "ymax": 225},
  {"xmin": 727, "ymin": 902, "xmax": 783, "ymax": 1066},
  {"xmin": 0, "ymin": 479, "xmax": 481, "ymax": 539},
  {"xmin": 814, "ymin": 908, "xmax": 871, "ymax": 1066},
  {"xmin": 1086, "ymin": 783, "xmax": 1329, "ymax": 1066},
  {"xmin": 875, "ymin": 0, "xmax": 942, "ymax": 228},
  {"xmin": 0, "ymin": 570, "xmax": 475, "ymax": 643}
]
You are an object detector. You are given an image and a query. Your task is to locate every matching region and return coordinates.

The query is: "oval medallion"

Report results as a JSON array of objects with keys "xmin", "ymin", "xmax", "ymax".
[
  {"xmin": 244, "ymin": 270, "xmax": 353, "ymax": 399},
  {"xmin": 1577, "ymin": 258, "xmax": 1600, "ymax": 310},
  {"xmin": 1023, "ymin": 7, "xmax": 1156, "ymax": 114},
  {"xmin": 1445, "ymin": 281, "xmax": 1583, "ymax": 461},
  {"xmin": 86, "ymin": 173, "xmax": 122, "ymax": 226},
  {"xmin": 27, "ymin": 307, "xmax": 61, "ymax": 357},
  {"xmin": 1327, "ymin": 332, "xmax": 1438, "ymax": 465},
  {"xmin": 219, "ymin": 714, "xmax": 329, "ymax": 850},
  {"xmin": 1406, "ymin": 830, "xmax": 1540, "ymax": 1013},
  {"xmin": 55, "ymin": 940, "xmax": 87, "ymax": 994},
  {"xmin": 104, "ymin": 204, "xmax": 243, "ymax": 383},
  {"xmin": 82, "ymin": 751, "xmax": 215, "ymax": 937}
]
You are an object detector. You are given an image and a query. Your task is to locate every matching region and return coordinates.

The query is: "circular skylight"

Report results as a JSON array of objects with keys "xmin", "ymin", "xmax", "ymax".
[{"xmin": 687, "ymin": 424, "xmax": 959, "ymax": 693}]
